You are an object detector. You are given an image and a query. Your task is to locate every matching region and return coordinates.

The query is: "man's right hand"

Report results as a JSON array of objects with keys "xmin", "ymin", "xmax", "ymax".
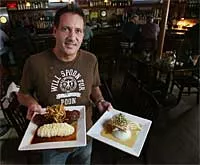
[{"xmin": 27, "ymin": 104, "xmax": 44, "ymax": 120}]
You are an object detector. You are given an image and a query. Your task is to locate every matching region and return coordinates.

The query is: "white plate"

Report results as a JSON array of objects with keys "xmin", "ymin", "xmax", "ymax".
[
  {"xmin": 87, "ymin": 108, "xmax": 152, "ymax": 157},
  {"xmin": 18, "ymin": 106, "xmax": 86, "ymax": 151}
]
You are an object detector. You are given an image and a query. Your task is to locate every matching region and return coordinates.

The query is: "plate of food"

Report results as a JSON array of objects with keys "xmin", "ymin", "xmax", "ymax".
[
  {"xmin": 87, "ymin": 108, "xmax": 152, "ymax": 157},
  {"xmin": 18, "ymin": 105, "xmax": 86, "ymax": 151}
]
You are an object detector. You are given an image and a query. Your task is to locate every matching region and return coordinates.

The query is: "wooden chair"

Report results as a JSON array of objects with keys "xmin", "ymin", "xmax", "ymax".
[
  {"xmin": 98, "ymin": 55, "xmax": 116, "ymax": 90},
  {"xmin": 1, "ymin": 92, "xmax": 43, "ymax": 164},
  {"xmin": 117, "ymin": 41, "xmax": 135, "ymax": 71},
  {"xmin": 119, "ymin": 41, "xmax": 134, "ymax": 56},
  {"xmin": 92, "ymin": 58, "xmax": 116, "ymax": 122},
  {"xmin": 1, "ymin": 92, "xmax": 28, "ymax": 138},
  {"xmin": 100, "ymin": 77, "xmax": 116, "ymax": 107},
  {"xmin": 138, "ymin": 87, "xmax": 161, "ymax": 121},
  {"xmin": 170, "ymin": 62, "xmax": 199, "ymax": 104},
  {"xmin": 135, "ymin": 58, "xmax": 175, "ymax": 105},
  {"xmin": 119, "ymin": 70, "xmax": 142, "ymax": 115},
  {"xmin": 119, "ymin": 70, "xmax": 161, "ymax": 121},
  {"xmin": 119, "ymin": 70, "xmax": 162, "ymax": 161}
]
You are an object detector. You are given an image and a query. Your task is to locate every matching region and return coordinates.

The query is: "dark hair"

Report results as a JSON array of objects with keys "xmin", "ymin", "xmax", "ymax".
[
  {"xmin": 147, "ymin": 16, "xmax": 154, "ymax": 23},
  {"xmin": 54, "ymin": 5, "xmax": 85, "ymax": 28},
  {"xmin": 130, "ymin": 13, "xmax": 138, "ymax": 19}
]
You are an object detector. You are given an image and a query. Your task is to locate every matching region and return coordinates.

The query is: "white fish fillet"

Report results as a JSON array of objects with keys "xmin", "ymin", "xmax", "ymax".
[{"xmin": 37, "ymin": 123, "xmax": 75, "ymax": 138}]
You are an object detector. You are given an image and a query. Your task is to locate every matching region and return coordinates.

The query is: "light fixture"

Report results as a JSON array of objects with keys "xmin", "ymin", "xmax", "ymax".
[
  {"xmin": 0, "ymin": 16, "xmax": 7, "ymax": 24},
  {"xmin": 100, "ymin": 10, "xmax": 107, "ymax": 17},
  {"xmin": 26, "ymin": 2, "xmax": 31, "ymax": 8}
]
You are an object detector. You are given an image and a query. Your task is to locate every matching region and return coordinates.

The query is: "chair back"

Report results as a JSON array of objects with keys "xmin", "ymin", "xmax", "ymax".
[
  {"xmin": 98, "ymin": 56, "xmax": 116, "ymax": 106},
  {"xmin": 100, "ymin": 77, "xmax": 116, "ymax": 107},
  {"xmin": 1, "ymin": 92, "xmax": 28, "ymax": 138},
  {"xmin": 92, "ymin": 75, "xmax": 116, "ymax": 122},
  {"xmin": 119, "ymin": 41, "xmax": 134, "ymax": 56},
  {"xmin": 137, "ymin": 87, "xmax": 161, "ymax": 121},
  {"xmin": 120, "ymin": 70, "xmax": 161, "ymax": 121},
  {"xmin": 120, "ymin": 71, "xmax": 141, "ymax": 114},
  {"xmin": 170, "ymin": 57, "xmax": 200, "ymax": 104}
]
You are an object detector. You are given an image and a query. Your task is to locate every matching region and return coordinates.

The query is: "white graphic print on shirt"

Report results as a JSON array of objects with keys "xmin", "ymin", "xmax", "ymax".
[{"xmin": 50, "ymin": 69, "xmax": 85, "ymax": 105}]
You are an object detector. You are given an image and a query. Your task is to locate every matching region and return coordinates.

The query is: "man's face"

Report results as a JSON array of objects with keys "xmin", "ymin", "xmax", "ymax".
[
  {"xmin": 133, "ymin": 16, "xmax": 139, "ymax": 22},
  {"xmin": 53, "ymin": 13, "xmax": 84, "ymax": 56}
]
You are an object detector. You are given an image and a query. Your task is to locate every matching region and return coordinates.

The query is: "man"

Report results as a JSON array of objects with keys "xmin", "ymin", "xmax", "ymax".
[
  {"xmin": 17, "ymin": 5, "xmax": 112, "ymax": 165},
  {"xmin": 141, "ymin": 16, "xmax": 160, "ymax": 41},
  {"xmin": 0, "ymin": 28, "xmax": 15, "ymax": 66},
  {"xmin": 84, "ymin": 23, "xmax": 93, "ymax": 41},
  {"xmin": 121, "ymin": 13, "xmax": 140, "ymax": 43},
  {"xmin": 140, "ymin": 16, "xmax": 160, "ymax": 57},
  {"xmin": 82, "ymin": 22, "xmax": 93, "ymax": 50}
]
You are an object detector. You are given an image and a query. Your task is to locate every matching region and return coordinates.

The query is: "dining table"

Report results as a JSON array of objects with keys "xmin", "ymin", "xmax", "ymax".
[{"xmin": 129, "ymin": 53, "xmax": 173, "ymax": 100}]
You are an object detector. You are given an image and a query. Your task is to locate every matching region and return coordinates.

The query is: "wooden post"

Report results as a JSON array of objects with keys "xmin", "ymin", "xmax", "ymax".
[{"xmin": 157, "ymin": 0, "xmax": 171, "ymax": 59}]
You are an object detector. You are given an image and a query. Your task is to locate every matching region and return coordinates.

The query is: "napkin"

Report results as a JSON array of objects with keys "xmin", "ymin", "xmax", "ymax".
[
  {"xmin": 1, "ymin": 82, "xmax": 20, "ymax": 109},
  {"xmin": 5, "ymin": 82, "xmax": 20, "ymax": 99}
]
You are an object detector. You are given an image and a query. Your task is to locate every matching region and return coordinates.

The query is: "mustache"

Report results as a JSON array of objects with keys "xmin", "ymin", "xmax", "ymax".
[{"xmin": 64, "ymin": 38, "xmax": 76, "ymax": 44}]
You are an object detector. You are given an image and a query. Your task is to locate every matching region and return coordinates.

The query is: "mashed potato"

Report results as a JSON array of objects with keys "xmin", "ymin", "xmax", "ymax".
[
  {"xmin": 37, "ymin": 123, "xmax": 75, "ymax": 138},
  {"xmin": 112, "ymin": 128, "xmax": 131, "ymax": 141}
]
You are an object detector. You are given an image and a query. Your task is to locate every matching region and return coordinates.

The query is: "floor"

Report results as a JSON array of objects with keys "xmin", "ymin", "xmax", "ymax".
[{"xmin": 0, "ymin": 69, "xmax": 199, "ymax": 165}]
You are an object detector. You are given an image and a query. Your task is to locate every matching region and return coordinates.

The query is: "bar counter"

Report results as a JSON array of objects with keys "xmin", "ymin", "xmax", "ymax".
[
  {"xmin": 163, "ymin": 29, "xmax": 186, "ymax": 53},
  {"xmin": 31, "ymin": 27, "xmax": 122, "ymax": 54},
  {"xmin": 32, "ymin": 26, "xmax": 121, "ymax": 38}
]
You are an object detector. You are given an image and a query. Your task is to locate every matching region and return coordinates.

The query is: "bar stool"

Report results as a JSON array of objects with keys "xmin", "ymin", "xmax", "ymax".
[
  {"xmin": 120, "ymin": 41, "xmax": 134, "ymax": 56},
  {"xmin": 140, "ymin": 38, "xmax": 157, "ymax": 62},
  {"xmin": 117, "ymin": 41, "xmax": 135, "ymax": 70}
]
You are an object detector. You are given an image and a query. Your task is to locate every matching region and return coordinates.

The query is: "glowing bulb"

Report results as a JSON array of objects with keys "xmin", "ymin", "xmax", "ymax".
[
  {"xmin": 0, "ymin": 16, "xmax": 7, "ymax": 24},
  {"xmin": 26, "ymin": 2, "xmax": 31, "ymax": 7}
]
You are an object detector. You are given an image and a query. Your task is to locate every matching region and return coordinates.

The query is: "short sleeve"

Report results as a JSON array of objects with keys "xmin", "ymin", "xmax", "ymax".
[
  {"xmin": 19, "ymin": 58, "xmax": 35, "ymax": 95},
  {"xmin": 92, "ymin": 60, "xmax": 101, "ymax": 87}
]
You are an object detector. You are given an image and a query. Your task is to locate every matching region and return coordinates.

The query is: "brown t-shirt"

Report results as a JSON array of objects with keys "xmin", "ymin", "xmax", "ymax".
[{"xmin": 20, "ymin": 49, "xmax": 101, "ymax": 130}]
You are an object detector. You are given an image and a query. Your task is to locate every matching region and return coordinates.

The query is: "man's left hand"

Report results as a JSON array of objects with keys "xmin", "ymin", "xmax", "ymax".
[{"xmin": 96, "ymin": 100, "xmax": 113, "ymax": 114}]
